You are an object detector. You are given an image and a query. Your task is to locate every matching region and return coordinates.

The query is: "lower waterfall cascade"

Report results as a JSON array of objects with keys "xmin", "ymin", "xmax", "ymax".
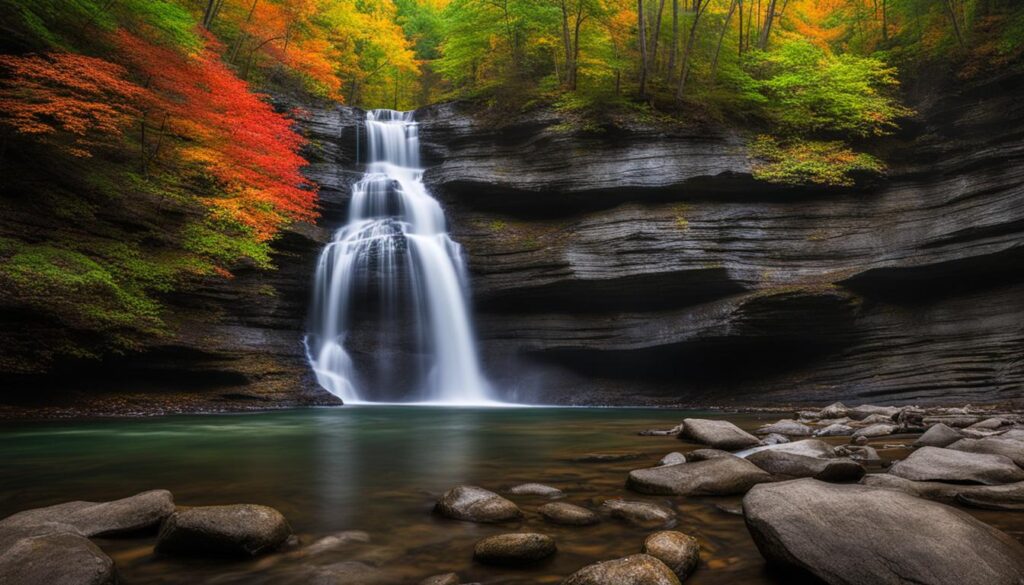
[{"xmin": 306, "ymin": 109, "xmax": 494, "ymax": 404}]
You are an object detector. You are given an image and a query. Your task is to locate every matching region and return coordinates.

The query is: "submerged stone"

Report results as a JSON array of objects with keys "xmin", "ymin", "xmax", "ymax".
[
  {"xmin": 562, "ymin": 554, "xmax": 680, "ymax": 585},
  {"xmin": 473, "ymin": 533, "xmax": 556, "ymax": 565},
  {"xmin": 155, "ymin": 504, "xmax": 292, "ymax": 557},
  {"xmin": 434, "ymin": 486, "xmax": 523, "ymax": 523}
]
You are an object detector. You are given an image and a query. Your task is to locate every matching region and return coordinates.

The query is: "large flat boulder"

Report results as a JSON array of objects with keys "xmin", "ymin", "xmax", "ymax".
[
  {"xmin": 434, "ymin": 486, "xmax": 522, "ymax": 523},
  {"xmin": 678, "ymin": 419, "xmax": 759, "ymax": 450},
  {"xmin": 889, "ymin": 446, "xmax": 1024, "ymax": 485},
  {"xmin": 862, "ymin": 475, "xmax": 1024, "ymax": 510},
  {"xmin": 746, "ymin": 450, "xmax": 864, "ymax": 482},
  {"xmin": 562, "ymin": 554, "xmax": 680, "ymax": 585},
  {"xmin": 155, "ymin": 504, "xmax": 292, "ymax": 557},
  {"xmin": 744, "ymin": 479, "xmax": 1024, "ymax": 585},
  {"xmin": 947, "ymin": 437, "xmax": 1024, "ymax": 468},
  {"xmin": 914, "ymin": 423, "xmax": 963, "ymax": 448},
  {"xmin": 627, "ymin": 457, "xmax": 771, "ymax": 496},
  {"xmin": 0, "ymin": 490, "xmax": 174, "ymax": 538}
]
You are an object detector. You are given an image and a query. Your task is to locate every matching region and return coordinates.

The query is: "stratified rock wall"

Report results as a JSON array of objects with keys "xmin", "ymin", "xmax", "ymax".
[{"xmin": 416, "ymin": 72, "xmax": 1024, "ymax": 406}]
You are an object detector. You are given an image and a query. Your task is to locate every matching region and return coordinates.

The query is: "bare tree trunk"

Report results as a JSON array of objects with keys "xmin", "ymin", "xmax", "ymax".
[
  {"xmin": 881, "ymin": 0, "xmax": 888, "ymax": 42},
  {"xmin": 710, "ymin": 0, "xmax": 738, "ymax": 84},
  {"xmin": 561, "ymin": 0, "xmax": 573, "ymax": 86},
  {"xmin": 571, "ymin": 6, "xmax": 585, "ymax": 89},
  {"xmin": 944, "ymin": 0, "xmax": 966, "ymax": 47},
  {"xmin": 758, "ymin": 0, "xmax": 777, "ymax": 49},
  {"xmin": 650, "ymin": 0, "xmax": 666, "ymax": 75},
  {"xmin": 674, "ymin": 0, "xmax": 708, "ymax": 102},
  {"xmin": 638, "ymin": 0, "xmax": 649, "ymax": 97},
  {"xmin": 667, "ymin": 0, "xmax": 679, "ymax": 78}
]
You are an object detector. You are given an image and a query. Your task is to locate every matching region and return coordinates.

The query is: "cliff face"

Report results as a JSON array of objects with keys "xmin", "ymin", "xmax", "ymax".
[{"xmin": 415, "ymin": 72, "xmax": 1024, "ymax": 406}]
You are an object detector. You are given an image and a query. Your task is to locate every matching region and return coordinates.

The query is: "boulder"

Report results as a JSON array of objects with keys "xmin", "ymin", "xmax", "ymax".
[
  {"xmin": 434, "ymin": 486, "xmax": 522, "ymax": 523},
  {"xmin": 684, "ymin": 449, "xmax": 734, "ymax": 461},
  {"xmin": 419, "ymin": 574, "xmax": 460, "ymax": 585},
  {"xmin": 968, "ymin": 418, "xmax": 1009, "ymax": 430},
  {"xmin": 956, "ymin": 483, "xmax": 1024, "ymax": 511},
  {"xmin": 743, "ymin": 479, "xmax": 1024, "ymax": 585},
  {"xmin": 860, "ymin": 414, "xmax": 896, "ymax": 424},
  {"xmin": 852, "ymin": 424, "xmax": 898, "ymax": 439},
  {"xmin": 746, "ymin": 450, "xmax": 864, "ymax": 482},
  {"xmin": 639, "ymin": 424, "xmax": 685, "ymax": 437},
  {"xmin": 473, "ymin": 533, "xmax": 556, "ymax": 565},
  {"xmin": 678, "ymin": 419, "xmax": 759, "ymax": 450},
  {"xmin": 848, "ymin": 405, "xmax": 900, "ymax": 420},
  {"xmin": 814, "ymin": 423, "xmax": 854, "ymax": 437},
  {"xmin": 601, "ymin": 500, "xmax": 676, "ymax": 525},
  {"xmin": 539, "ymin": 502, "xmax": 600, "ymax": 526},
  {"xmin": 641, "ymin": 531, "xmax": 699, "ymax": 580},
  {"xmin": 0, "ymin": 490, "xmax": 174, "ymax": 538},
  {"xmin": 832, "ymin": 445, "xmax": 880, "ymax": 462},
  {"xmin": 659, "ymin": 452, "xmax": 687, "ymax": 466},
  {"xmin": 507, "ymin": 483, "xmax": 563, "ymax": 497},
  {"xmin": 889, "ymin": 447, "xmax": 1024, "ymax": 485},
  {"xmin": 923, "ymin": 416, "xmax": 981, "ymax": 428},
  {"xmin": 155, "ymin": 504, "xmax": 292, "ymax": 557},
  {"xmin": 947, "ymin": 437, "xmax": 1024, "ymax": 468},
  {"xmin": 0, "ymin": 530, "xmax": 116, "ymax": 585},
  {"xmin": 914, "ymin": 423, "xmax": 963, "ymax": 448},
  {"xmin": 627, "ymin": 457, "xmax": 771, "ymax": 496},
  {"xmin": 819, "ymin": 402, "xmax": 848, "ymax": 419},
  {"xmin": 758, "ymin": 434, "xmax": 790, "ymax": 446},
  {"xmin": 755, "ymin": 420, "xmax": 813, "ymax": 436},
  {"xmin": 562, "ymin": 554, "xmax": 680, "ymax": 585},
  {"xmin": 864, "ymin": 475, "xmax": 1024, "ymax": 511},
  {"xmin": 740, "ymin": 438, "xmax": 836, "ymax": 460}
]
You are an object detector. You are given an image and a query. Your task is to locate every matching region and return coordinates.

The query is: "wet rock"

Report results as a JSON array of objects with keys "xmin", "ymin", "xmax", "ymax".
[
  {"xmin": 914, "ymin": 423, "xmax": 963, "ymax": 448},
  {"xmin": 889, "ymin": 446, "xmax": 1024, "ymax": 485},
  {"xmin": 539, "ymin": 502, "xmax": 600, "ymax": 526},
  {"xmin": 473, "ymin": 533, "xmax": 556, "ymax": 565},
  {"xmin": 815, "ymin": 423, "xmax": 855, "ymax": 437},
  {"xmin": 968, "ymin": 418, "xmax": 1009, "ymax": 430},
  {"xmin": 507, "ymin": 483, "xmax": 563, "ymax": 497},
  {"xmin": 419, "ymin": 573, "xmax": 460, "ymax": 585},
  {"xmin": 0, "ymin": 530, "xmax": 116, "ymax": 585},
  {"xmin": 641, "ymin": 531, "xmax": 700, "ymax": 580},
  {"xmin": 747, "ymin": 450, "xmax": 865, "ymax": 482},
  {"xmin": 819, "ymin": 402, "xmax": 848, "ymax": 419},
  {"xmin": 853, "ymin": 435, "xmax": 870, "ymax": 445},
  {"xmin": 758, "ymin": 434, "xmax": 790, "ymax": 446},
  {"xmin": 833, "ymin": 445, "xmax": 880, "ymax": 462},
  {"xmin": 956, "ymin": 483, "xmax": 1024, "ymax": 511},
  {"xmin": 685, "ymin": 448, "xmax": 734, "ymax": 461},
  {"xmin": 947, "ymin": 437, "xmax": 1024, "ymax": 467},
  {"xmin": 848, "ymin": 405, "xmax": 900, "ymax": 421},
  {"xmin": 862, "ymin": 475, "xmax": 1024, "ymax": 510},
  {"xmin": 659, "ymin": 452, "xmax": 687, "ymax": 466},
  {"xmin": 639, "ymin": 424, "xmax": 685, "ymax": 437},
  {"xmin": 858, "ymin": 413, "xmax": 895, "ymax": 425},
  {"xmin": 0, "ymin": 490, "xmax": 174, "ymax": 538},
  {"xmin": 562, "ymin": 554, "xmax": 680, "ymax": 585},
  {"xmin": 851, "ymin": 423, "xmax": 898, "ymax": 439},
  {"xmin": 575, "ymin": 452, "xmax": 644, "ymax": 463},
  {"xmin": 627, "ymin": 457, "xmax": 771, "ymax": 496},
  {"xmin": 434, "ymin": 486, "xmax": 523, "ymax": 523},
  {"xmin": 923, "ymin": 416, "xmax": 981, "ymax": 429},
  {"xmin": 755, "ymin": 420, "xmax": 812, "ymax": 436},
  {"xmin": 743, "ymin": 478, "xmax": 1024, "ymax": 585},
  {"xmin": 741, "ymin": 438, "xmax": 835, "ymax": 459},
  {"xmin": 999, "ymin": 428, "xmax": 1024, "ymax": 441},
  {"xmin": 155, "ymin": 504, "xmax": 292, "ymax": 557},
  {"xmin": 678, "ymin": 419, "xmax": 759, "ymax": 450},
  {"xmin": 602, "ymin": 500, "xmax": 676, "ymax": 526},
  {"xmin": 303, "ymin": 531, "xmax": 371, "ymax": 555}
]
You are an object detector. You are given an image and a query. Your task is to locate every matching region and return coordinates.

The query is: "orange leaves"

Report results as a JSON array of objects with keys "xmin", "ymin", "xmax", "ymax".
[
  {"xmin": 115, "ymin": 30, "xmax": 317, "ymax": 240},
  {"xmin": 0, "ymin": 53, "xmax": 144, "ymax": 157}
]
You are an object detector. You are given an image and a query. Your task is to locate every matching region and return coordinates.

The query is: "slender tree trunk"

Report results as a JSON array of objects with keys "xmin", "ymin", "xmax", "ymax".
[
  {"xmin": 710, "ymin": 0, "xmax": 738, "ymax": 84},
  {"xmin": 758, "ymin": 0, "xmax": 777, "ymax": 49},
  {"xmin": 571, "ymin": 9, "xmax": 585, "ymax": 89},
  {"xmin": 638, "ymin": 0, "xmax": 649, "ymax": 98},
  {"xmin": 561, "ymin": 0, "xmax": 573, "ymax": 86},
  {"xmin": 881, "ymin": 0, "xmax": 888, "ymax": 42},
  {"xmin": 944, "ymin": 0, "xmax": 966, "ymax": 47},
  {"xmin": 650, "ymin": 0, "xmax": 666, "ymax": 75},
  {"xmin": 667, "ymin": 0, "xmax": 679, "ymax": 78},
  {"xmin": 674, "ymin": 0, "xmax": 707, "ymax": 102}
]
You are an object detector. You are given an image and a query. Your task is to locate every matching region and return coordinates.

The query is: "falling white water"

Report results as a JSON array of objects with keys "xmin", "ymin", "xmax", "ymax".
[{"xmin": 307, "ymin": 109, "xmax": 494, "ymax": 405}]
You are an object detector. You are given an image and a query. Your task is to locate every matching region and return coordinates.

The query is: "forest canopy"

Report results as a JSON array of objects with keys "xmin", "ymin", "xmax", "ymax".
[{"xmin": 0, "ymin": 0, "xmax": 1021, "ymax": 372}]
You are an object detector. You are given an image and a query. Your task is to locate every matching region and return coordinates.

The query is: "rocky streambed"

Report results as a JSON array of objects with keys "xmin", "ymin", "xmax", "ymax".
[{"xmin": 1, "ymin": 404, "xmax": 1022, "ymax": 584}]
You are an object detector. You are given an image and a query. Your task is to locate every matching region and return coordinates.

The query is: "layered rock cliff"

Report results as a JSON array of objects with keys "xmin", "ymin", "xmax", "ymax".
[{"xmin": 415, "ymin": 71, "xmax": 1024, "ymax": 406}]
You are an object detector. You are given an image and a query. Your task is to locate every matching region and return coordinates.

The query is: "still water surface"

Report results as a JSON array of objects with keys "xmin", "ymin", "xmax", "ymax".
[{"xmin": 1, "ymin": 406, "xmax": 1020, "ymax": 584}]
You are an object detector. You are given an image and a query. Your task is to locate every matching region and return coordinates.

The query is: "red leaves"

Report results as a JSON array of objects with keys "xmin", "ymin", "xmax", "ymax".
[
  {"xmin": 0, "ymin": 53, "xmax": 144, "ymax": 157},
  {"xmin": 115, "ymin": 30, "xmax": 317, "ymax": 240}
]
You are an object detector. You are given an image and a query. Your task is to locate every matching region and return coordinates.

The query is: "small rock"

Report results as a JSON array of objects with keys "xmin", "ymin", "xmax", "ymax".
[
  {"xmin": 851, "ymin": 424, "xmax": 898, "ymax": 439},
  {"xmin": 853, "ymin": 435, "xmax": 870, "ymax": 445},
  {"xmin": 814, "ymin": 423, "xmax": 854, "ymax": 437},
  {"xmin": 473, "ymin": 533, "xmax": 556, "ymax": 566},
  {"xmin": 743, "ymin": 478, "xmax": 1024, "ymax": 585},
  {"xmin": 889, "ymin": 446, "xmax": 1024, "ymax": 485},
  {"xmin": 562, "ymin": 554, "xmax": 680, "ymax": 585},
  {"xmin": 914, "ymin": 423, "xmax": 963, "ymax": 448},
  {"xmin": 833, "ymin": 445, "xmax": 880, "ymax": 462},
  {"xmin": 678, "ymin": 419, "xmax": 760, "ymax": 450},
  {"xmin": 434, "ymin": 486, "xmax": 522, "ymax": 523},
  {"xmin": 758, "ymin": 433, "xmax": 791, "ymax": 446},
  {"xmin": 304, "ymin": 531, "xmax": 371, "ymax": 555},
  {"xmin": 627, "ymin": 457, "xmax": 771, "ymax": 496},
  {"xmin": 602, "ymin": 500, "xmax": 676, "ymax": 526},
  {"xmin": 155, "ymin": 504, "xmax": 292, "ymax": 557},
  {"xmin": 419, "ymin": 574, "xmax": 460, "ymax": 585},
  {"xmin": 642, "ymin": 531, "xmax": 699, "ymax": 580},
  {"xmin": 659, "ymin": 452, "xmax": 686, "ymax": 466},
  {"xmin": 539, "ymin": 502, "xmax": 600, "ymax": 526},
  {"xmin": 755, "ymin": 420, "xmax": 813, "ymax": 436},
  {"xmin": 575, "ymin": 452, "xmax": 643, "ymax": 463},
  {"xmin": 507, "ymin": 483, "xmax": 563, "ymax": 497}
]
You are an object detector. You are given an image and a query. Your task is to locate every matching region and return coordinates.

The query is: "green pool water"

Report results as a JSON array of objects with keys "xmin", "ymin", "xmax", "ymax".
[{"xmin": 0, "ymin": 406, "xmax": 1019, "ymax": 584}]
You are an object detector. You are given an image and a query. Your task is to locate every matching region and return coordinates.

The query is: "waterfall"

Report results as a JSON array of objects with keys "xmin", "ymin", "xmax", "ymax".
[{"xmin": 307, "ymin": 109, "xmax": 493, "ymax": 405}]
